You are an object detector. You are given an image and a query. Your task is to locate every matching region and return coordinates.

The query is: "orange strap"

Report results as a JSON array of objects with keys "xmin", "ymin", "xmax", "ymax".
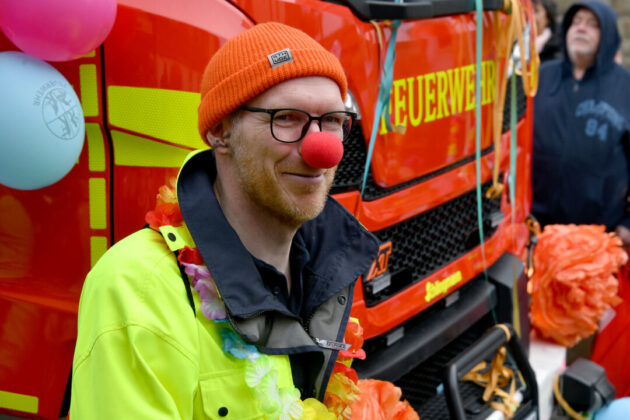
[
  {"xmin": 462, "ymin": 336, "xmax": 520, "ymax": 418},
  {"xmin": 486, "ymin": 0, "xmax": 540, "ymax": 199}
]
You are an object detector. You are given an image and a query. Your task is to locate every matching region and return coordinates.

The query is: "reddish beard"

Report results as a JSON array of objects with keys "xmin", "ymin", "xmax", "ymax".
[{"xmin": 230, "ymin": 133, "xmax": 335, "ymax": 228}]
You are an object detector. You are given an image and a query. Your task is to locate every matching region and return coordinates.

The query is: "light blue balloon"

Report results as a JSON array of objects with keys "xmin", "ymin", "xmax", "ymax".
[
  {"xmin": 594, "ymin": 397, "xmax": 630, "ymax": 419},
  {"xmin": 0, "ymin": 51, "xmax": 85, "ymax": 190}
]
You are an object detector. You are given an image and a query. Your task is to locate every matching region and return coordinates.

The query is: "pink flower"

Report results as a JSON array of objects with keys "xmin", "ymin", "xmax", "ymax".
[
  {"xmin": 180, "ymin": 264, "xmax": 227, "ymax": 320},
  {"xmin": 201, "ymin": 298, "xmax": 227, "ymax": 320},
  {"xmin": 181, "ymin": 262, "xmax": 211, "ymax": 287},
  {"xmin": 194, "ymin": 277, "xmax": 218, "ymax": 301}
]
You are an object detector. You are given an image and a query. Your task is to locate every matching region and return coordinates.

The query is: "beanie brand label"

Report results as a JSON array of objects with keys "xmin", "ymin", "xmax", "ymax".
[{"xmin": 268, "ymin": 49, "xmax": 294, "ymax": 68}]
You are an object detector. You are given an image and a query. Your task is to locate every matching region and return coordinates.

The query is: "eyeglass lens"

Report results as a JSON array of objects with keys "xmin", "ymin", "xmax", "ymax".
[{"xmin": 271, "ymin": 110, "xmax": 353, "ymax": 142}]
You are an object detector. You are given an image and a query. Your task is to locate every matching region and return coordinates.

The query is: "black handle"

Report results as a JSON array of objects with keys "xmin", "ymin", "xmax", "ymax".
[{"xmin": 443, "ymin": 323, "xmax": 539, "ymax": 420}]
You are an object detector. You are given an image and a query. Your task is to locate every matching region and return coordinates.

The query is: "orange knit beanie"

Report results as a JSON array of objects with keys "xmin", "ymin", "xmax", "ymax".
[{"xmin": 197, "ymin": 22, "xmax": 347, "ymax": 143}]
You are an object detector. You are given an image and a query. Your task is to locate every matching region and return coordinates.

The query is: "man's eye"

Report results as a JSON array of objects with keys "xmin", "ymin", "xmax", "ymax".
[
  {"xmin": 323, "ymin": 114, "xmax": 344, "ymax": 125},
  {"xmin": 275, "ymin": 112, "xmax": 303, "ymax": 122}
]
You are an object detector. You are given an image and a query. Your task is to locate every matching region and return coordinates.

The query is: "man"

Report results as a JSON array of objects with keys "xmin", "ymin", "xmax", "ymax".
[
  {"xmin": 531, "ymin": 1, "xmax": 630, "ymax": 397},
  {"xmin": 532, "ymin": 1, "xmax": 630, "ymax": 242},
  {"xmin": 70, "ymin": 23, "xmax": 379, "ymax": 418}
]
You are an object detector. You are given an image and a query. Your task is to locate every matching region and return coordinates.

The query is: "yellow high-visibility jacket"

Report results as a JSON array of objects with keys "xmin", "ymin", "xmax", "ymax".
[
  {"xmin": 71, "ymin": 227, "xmax": 294, "ymax": 419},
  {"xmin": 70, "ymin": 149, "xmax": 379, "ymax": 419}
]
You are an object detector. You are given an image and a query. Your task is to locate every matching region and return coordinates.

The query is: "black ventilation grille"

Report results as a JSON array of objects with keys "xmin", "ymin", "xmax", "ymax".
[
  {"xmin": 330, "ymin": 123, "xmax": 367, "ymax": 192},
  {"xmin": 396, "ymin": 314, "xmax": 497, "ymax": 418},
  {"xmin": 331, "ymin": 75, "xmax": 526, "ymax": 200},
  {"xmin": 395, "ymin": 314, "xmax": 530, "ymax": 419},
  {"xmin": 363, "ymin": 180, "xmax": 502, "ymax": 306},
  {"xmin": 397, "ymin": 316, "xmax": 487, "ymax": 415}
]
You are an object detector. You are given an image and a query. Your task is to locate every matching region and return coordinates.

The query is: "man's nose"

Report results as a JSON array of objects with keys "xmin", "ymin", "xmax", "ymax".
[
  {"xmin": 299, "ymin": 132, "xmax": 344, "ymax": 169},
  {"xmin": 304, "ymin": 119, "xmax": 321, "ymax": 135},
  {"xmin": 574, "ymin": 21, "xmax": 591, "ymax": 31}
]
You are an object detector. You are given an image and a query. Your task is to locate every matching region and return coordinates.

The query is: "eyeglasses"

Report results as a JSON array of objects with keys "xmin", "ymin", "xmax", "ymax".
[{"xmin": 238, "ymin": 106, "xmax": 356, "ymax": 143}]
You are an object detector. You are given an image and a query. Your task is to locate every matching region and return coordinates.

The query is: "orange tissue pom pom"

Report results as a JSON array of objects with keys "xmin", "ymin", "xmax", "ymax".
[
  {"xmin": 349, "ymin": 379, "xmax": 419, "ymax": 420},
  {"xmin": 529, "ymin": 224, "xmax": 627, "ymax": 347}
]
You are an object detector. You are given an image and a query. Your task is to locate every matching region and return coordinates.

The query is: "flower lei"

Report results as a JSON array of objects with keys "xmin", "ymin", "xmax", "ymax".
[{"xmin": 145, "ymin": 180, "xmax": 365, "ymax": 420}]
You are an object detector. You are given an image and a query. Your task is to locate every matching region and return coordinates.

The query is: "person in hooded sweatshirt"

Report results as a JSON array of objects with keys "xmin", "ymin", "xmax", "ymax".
[
  {"xmin": 532, "ymin": 0, "xmax": 630, "ymax": 397},
  {"xmin": 532, "ymin": 0, "xmax": 630, "ymax": 246}
]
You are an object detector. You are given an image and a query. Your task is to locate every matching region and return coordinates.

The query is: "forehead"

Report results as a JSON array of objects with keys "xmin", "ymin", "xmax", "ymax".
[
  {"xmin": 571, "ymin": 8, "xmax": 599, "ymax": 25},
  {"xmin": 249, "ymin": 77, "xmax": 344, "ymax": 110}
]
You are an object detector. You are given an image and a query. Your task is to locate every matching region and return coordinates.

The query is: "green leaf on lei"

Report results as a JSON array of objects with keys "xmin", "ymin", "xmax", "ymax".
[
  {"xmin": 256, "ymin": 370, "xmax": 281, "ymax": 416},
  {"xmin": 279, "ymin": 387, "xmax": 304, "ymax": 420},
  {"xmin": 245, "ymin": 355, "xmax": 273, "ymax": 388}
]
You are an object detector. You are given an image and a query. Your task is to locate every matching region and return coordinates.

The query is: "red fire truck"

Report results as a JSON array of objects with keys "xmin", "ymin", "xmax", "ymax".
[{"xmin": 0, "ymin": 0, "xmax": 539, "ymax": 418}]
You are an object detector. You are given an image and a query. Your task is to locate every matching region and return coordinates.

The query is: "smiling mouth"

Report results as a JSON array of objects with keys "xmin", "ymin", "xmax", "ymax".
[
  {"xmin": 286, "ymin": 172, "xmax": 323, "ymax": 179},
  {"xmin": 283, "ymin": 172, "xmax": 326, "ymax": 185}
]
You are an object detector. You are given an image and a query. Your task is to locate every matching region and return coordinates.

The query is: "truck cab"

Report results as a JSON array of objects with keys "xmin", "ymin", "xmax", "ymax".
[{"xmin": 0, "ymin": 0, "xmax": 538, "ymax": 418}]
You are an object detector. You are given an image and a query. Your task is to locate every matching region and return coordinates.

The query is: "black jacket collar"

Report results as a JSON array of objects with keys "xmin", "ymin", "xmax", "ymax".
[{"xmin": 176, "ymin": 149, "xmax": 379, "ymax": 319}]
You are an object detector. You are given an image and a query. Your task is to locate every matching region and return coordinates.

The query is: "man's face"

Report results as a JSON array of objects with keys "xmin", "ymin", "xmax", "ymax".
[
  {"xmin": 566, "ymin": 8, "xmax": 600, "ymax": 64},
  {"xmin": 228, "ymin": 77, "xmax": 344, "ymax": 227}
]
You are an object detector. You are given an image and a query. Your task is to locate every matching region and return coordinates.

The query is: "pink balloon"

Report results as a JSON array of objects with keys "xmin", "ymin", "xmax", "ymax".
[{"xmin": 0, "ymin": 0, "xmax": 117, "ymax": 62}]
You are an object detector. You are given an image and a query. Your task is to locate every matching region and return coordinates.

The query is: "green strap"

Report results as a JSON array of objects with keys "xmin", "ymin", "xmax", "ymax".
[{"xmin": 509, "ymin": 70, "xmax": 517, "ymax": 225}]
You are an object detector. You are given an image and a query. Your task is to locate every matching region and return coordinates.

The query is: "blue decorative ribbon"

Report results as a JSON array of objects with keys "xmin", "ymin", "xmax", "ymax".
[{"xmin": 361, "ymin": 18, "xmax": 402, "ymax": 197}]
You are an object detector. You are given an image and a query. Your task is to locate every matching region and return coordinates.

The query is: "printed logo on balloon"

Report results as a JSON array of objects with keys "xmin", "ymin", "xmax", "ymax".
[{"xmin": 35, "ymin": 81, "xmax": 83, "ymax": 140}]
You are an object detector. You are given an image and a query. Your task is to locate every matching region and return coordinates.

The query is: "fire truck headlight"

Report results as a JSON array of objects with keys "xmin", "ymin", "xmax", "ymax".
[{"xmin": 344, "ymin": 89, "xmax": 361, "ymax": 121}]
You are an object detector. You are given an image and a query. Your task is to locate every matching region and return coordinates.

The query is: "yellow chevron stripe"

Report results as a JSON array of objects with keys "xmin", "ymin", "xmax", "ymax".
[
  {"xmin": 108, "ymin": 86, "xmax": 207, "ymax": 150},
  {"xmin": 89, "ymin": 178, "xmax": 107, "ymax": 229},
  {"xmin": 86, "ymin": 123, "xmax": 106, "ymax": 172},
  {"xmin": 90, "ymin": 236, "xmax": 108, "ymax": 267},
  {"xmin": 111, "ymin": 130, "xmax": 191, "ymax": 168},
  {"xmin": 0, "ymin": 390, "xmax": 38, "ymax": 414},
  {"xmin": 80, "ymin": 64, "xmax": 98, "ymax": 117}
]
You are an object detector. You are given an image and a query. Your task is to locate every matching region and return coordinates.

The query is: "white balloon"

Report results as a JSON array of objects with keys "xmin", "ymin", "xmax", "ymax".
[{"xmin": 0, "ymin": 51, "xmax": 85, "ymax": 190}]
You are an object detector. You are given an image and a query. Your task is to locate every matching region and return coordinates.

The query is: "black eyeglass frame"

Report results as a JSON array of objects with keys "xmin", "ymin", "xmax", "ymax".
[{"xmin": 238, "ymin": 106, "xmax": 357, "ymax": 143}]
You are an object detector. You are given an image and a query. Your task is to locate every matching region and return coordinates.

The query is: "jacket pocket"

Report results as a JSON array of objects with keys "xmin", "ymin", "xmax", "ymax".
[{"xmin": 199, "ymin": 368, "xmax": 263, "ymax": 420}]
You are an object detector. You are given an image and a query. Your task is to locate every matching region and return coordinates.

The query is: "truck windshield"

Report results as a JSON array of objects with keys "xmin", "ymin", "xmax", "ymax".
[{"xmin": 326, "ymin": 0, "xmax": 505, "ymax": 21}]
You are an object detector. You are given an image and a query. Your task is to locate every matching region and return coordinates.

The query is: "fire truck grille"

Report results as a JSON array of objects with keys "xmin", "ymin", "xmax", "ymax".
[
  {"xmin": 332, "ymin": 76, "xmax": 526, "ymax": 200},
  {"xmin": 396, "ymin": 317, "xmax": 484, "ymax": 414},
  {"xmin": 394, "ymin": 313, "xmax": 529, "ymax": 418},
  {"xmin": 363, "ymin": 181, "xmax": 502, "ymax": 306},
  {"xmin": 330, "ymin": 124, "xmax": 367, "ymax": 192}
]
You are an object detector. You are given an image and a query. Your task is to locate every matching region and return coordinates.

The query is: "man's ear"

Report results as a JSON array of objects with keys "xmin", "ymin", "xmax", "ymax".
[{"xmin": 207, "ymin": 122, "xmax": 230, "ymax": 151}]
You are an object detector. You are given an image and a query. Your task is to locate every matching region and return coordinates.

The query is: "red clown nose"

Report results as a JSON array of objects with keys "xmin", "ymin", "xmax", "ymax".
[{"xmin": 300, "ymin": 132, "xmax": 344, "ymax": 169}]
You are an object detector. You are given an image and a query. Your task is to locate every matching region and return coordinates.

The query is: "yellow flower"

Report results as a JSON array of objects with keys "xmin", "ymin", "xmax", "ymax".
[{"xmin": 302, "ymin": 398, "xmax": 337, "ymax": 420}]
